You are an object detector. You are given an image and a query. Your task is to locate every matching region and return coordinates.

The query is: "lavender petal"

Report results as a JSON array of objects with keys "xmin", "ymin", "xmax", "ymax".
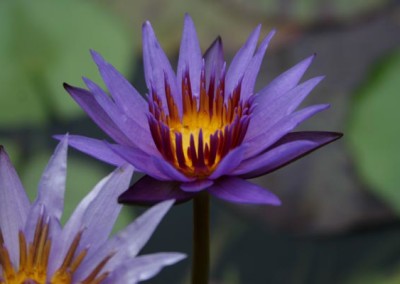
[
  {"xmin": 247, "ymin": 76, "xmax": 324, "ymax": 139},
  {"xmin": 177, "ymin": 14, "xmax": 203, "ymax": 98},
  {"xmin": 237, "ymin": 131, "xmax": 343, "ymax": 178},
  {"xmin": 54, "ymin": 135, "xmax": 127, "ymax": 166},
  {"xmin": 225, "ymin": 25, "xmax": 261, "ymax": 97},
  {"xmin": 244, "ymin": 104, "xmax": 330, "ymax": 159},
  {"xmin": 90, "ymin": 50, "xmax": 148, "ymax": 126},
  {"xmin": 208, "ymin": 177, "xmax": 281, "ymax": 205},
  {"xmin": 0, "ymin": 146, "xmax": 30, "ymax": 265}
]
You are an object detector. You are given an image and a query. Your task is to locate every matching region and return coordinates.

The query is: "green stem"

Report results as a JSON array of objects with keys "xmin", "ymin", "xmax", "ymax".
[{"xmin": 192, "ymin": 191, "xmax": 210, "ymax": 284}]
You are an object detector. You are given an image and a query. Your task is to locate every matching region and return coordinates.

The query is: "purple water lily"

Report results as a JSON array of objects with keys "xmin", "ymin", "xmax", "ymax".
[
  {"xmin": 61, "ymin": 14, "xmax": 341, "ymax": 206},
  {"xmin": 0, "ymin": 136, "xmax": 184, "ymax": 283}
]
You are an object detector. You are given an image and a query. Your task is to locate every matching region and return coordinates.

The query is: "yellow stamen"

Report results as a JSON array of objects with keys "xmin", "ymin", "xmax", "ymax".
[
  {"xmin": 0, "ymin": 215, "xmax": 113, "ymax": 284},
  {"xmin": 148, "ymin": 67, "xmax": 251, "ymax": 178}
]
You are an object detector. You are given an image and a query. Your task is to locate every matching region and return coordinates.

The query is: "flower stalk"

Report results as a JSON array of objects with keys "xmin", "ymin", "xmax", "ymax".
[{"xmin": 192, "ymin": 191, "xmax": 210, "ymax": 284}]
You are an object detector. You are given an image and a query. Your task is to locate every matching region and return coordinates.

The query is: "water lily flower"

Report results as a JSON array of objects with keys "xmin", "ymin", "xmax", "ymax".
[
  {"xmin": 0, "ymin": 136, "xmax": 185, "ymax": 283},
  {"xmin": 61, "ymin": 15, "xmax": 342, "ymax": 206}
]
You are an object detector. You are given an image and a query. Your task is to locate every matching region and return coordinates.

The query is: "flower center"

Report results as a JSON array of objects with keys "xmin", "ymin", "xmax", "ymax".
[
  {"xmin": 0, "ymin": 214, "xmax": 112, "ymax": 284},
  {"xmin": 148, "ymin": 66, "xmax": 252, "ymax": 178}
]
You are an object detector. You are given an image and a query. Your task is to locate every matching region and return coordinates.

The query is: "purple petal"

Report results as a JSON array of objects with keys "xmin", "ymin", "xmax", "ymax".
[
  {"xmin": 34, "ymin": 135, "xmax": 68, "ymax": 221},
  {"xmin": 244, "ymin": 104, "xmax": 330, "ymax": 159},
  {"xmin": 247, "ymin": 76, "xmax": 324, "ymax": 140},
  {"xmin": 119, "ymin": 175, "xmax": 195, "ymax": 205},
  {"xmin": 234, "ymin": 140, "xmax": 314, "ymax": 176},
  {"xmin": 23, "ymin": 205, "xmax": 46, "ymax": 250},
  {"xmin": 113, "ymin": 200, "xmax": 174, "ymax": 258},
  {"xmin": 203, "ymin": 36, "xmax": 224, "ymax": 89},
  {"xmin": 152, "ymin": 156, "xmax": 194, "ymax": 182},
  {"xmin": 78, "ymin": 201, "xmax": 177, "ymax": 281},
  {"xmin": 0, "ymin": 146, "xmax": 30, "ymax": 265},
  {"xmin": 78, "ymin": 165, "xmax": 134, "ymax": 250},
  {"xmin": 180, "ymin": 180, "xmax": 213, "ymax": 192},
  {"xmin": 63, "ymin": 83, "xmax": 132, "ymax": 145},
  {"xmin": 177, "ymin": 14, "xmax": 202, "ymax": 97},
  {"xmin": 209, "ymin": 146, "xmax": 245, "ymax": 179},
  {"xmin": 105, "ymin": 253, "xmax": 186, "ymax": 284},
  {"xmin": 236, "ymin": 131, "xmax": 343, "ymax": 178},
  {"xmin": 54, "ymin": 135, "xmax": 126, "ymax": 166},
  {"xmin": 83, "ymin": 77, "xmax": 158, "ymax": 156},
  {"xmin": 225, "ymin": 25, "xmax": 261, "ymax": 97},
  {"xmin": 142, "ymin": 21, "xmax": 181, "ymax": 115},
  {"xmin": 44, "ymin": 216, "xmax": 63, "ymax": 274},
  {"xmin": 108, "ymin": 143, "xmax": 170, "ymax": 181},
  {"xmin": 255, "ymin": 54, "xmax": 315, "ymax": 100},
  {"xmin": 52, "ymin": 165, "xmax": 133, "ymax": 274},
  {"xmin": 208, "ymin": 177, "xmax": 281, "ymax": 205},
  {"xmin": 89, "ymin": 50, "xmax": 148, "ymax": 126},
  {"xmin": 241, "ymin": 30, "xmax": 276, "ymax": 101}
]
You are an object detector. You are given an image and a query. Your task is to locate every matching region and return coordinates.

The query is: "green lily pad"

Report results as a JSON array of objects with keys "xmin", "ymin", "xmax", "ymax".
[
  {"xmin": 348, "ymin": 51, "xmax": 400, "ymax": 213},
  {"xmin": 0, "ymin": 0, "xmax": 133, "ymax": 127}
]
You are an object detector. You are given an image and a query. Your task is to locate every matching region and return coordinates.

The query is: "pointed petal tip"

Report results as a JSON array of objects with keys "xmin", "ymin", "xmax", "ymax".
[
  {"xmin": 323, "ymin": 103, "xmax": 331, "ymax": 110},
  {"xmin": 267, "ymin": 28, "xmax": 277, "ymax": 39},
  {"xmin": 82, "ymin": 77, "xmax": 98, "ymax": 90},
  {"xmin": 177, "ymin": 252, "xmax": 187, "ymax": 260},
  {"xmin": 89, "ymin": 49, "xmax": 101, "ymax": 59},
  {"xmin": 309, "ymin": 53, "xmax": 317, "ymax": 61},
  {"xmin": 57, "ymin": 133, "xmax": 70, "ymax": 146},
  {"xmin": 0, "ymin": 145, "xmax": 7, "ymax": 160},
  {"xmin": 63, "ymin": 83, "xmax": 86, "ymax": 96},
  {"xmin": 142, "ymin": 20, "xmax": 153, "ymax": 31},
  {"xmin": 152, "ymin": 199, "xmax": 176, "ymax": 215},
  {"xmin": 306, "ymin": 75, "xmax": 325, "ymax": 88},
  {"xmin": 299, "ymin": 53, "xmax": 317, "ymax": 67},
  {"xmin": 316, "ymin": 103, "xmax": 331, "ymax": 111},
  {"xmin": 52, "ymin": 134, "xmax": 63, "ymax": 141},
  {"xmin": 168, "ymin": 252, "xmax": 187, "ymax": 263},
  {"xmin": 89, "ymin": 49, "xmax": 104, "ymax": 66},
  {"xmin": 210, "ymin": 35, "xmax": 223, "ymax": 47},
  {"xmin": 269, "ymin": 195, "xmax": 282, "ymax": 206},
  {"xmin": 184, "ymin": 13, "xmax": 193, "ymax": 22},
  {"xmin": 63, "ymin": 82, "xmax": 72, "ymax": 91},
  {"xmin": 331, "ymin": 131, "xmax": 344, "ymax": 140}
]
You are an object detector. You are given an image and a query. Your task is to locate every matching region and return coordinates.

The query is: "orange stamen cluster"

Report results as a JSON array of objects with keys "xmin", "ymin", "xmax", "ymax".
[
  {"xmin": 0, "ymin": 214, "xmax": 113, "ymax": 284},
  {"xmin": 148, "ymin": 66, "xmax": 252, "ymax": 178}
]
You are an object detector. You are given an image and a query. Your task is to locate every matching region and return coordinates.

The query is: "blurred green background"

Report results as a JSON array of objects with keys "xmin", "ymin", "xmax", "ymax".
[{"xmin": 0, "ymin": 0, "xmax": 399, "ymax": 283}]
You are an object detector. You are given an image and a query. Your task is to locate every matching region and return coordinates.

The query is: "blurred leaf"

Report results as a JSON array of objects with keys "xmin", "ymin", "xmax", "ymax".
[
  {"xmin": 333, "ymin": 0, "xmax": 389, "ymax": 19},
  {"xmin": 0, "ymin": 139, "xmax": 21, "ymax": 166},
  {"xmin": 293, "ymin": 0, "xmax": 388, "ymax": 21},
  {"xmin": 20, "ymin": 150, "xmax": 133, "ymax": 232},
  {"xmin": 348, "ymin": 50, "xmax": 400, "ymax": 213},
  {"xmin": 0, "ymin": 0, "xmax": 133, "ymax": 127},
  {"xmin": 349, "ymin": 271, "xmax": 400, "ymax": 284}
]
